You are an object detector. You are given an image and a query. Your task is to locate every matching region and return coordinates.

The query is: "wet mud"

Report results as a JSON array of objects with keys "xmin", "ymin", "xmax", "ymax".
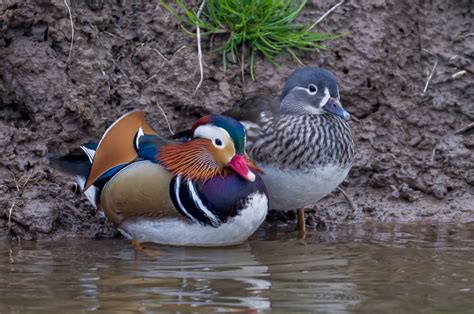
[{"xmin": 0, "ymin": 0, "xmax": 472, "ymax": 240}]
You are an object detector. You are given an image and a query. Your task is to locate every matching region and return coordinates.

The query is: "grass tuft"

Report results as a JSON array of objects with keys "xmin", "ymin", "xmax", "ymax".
[{"xmin": 161, "ymin": 0, "xmax": 341, "ymax": 79}]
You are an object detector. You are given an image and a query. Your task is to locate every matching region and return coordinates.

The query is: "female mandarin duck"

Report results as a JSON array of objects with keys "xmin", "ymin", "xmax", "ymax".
[
  {"xmin": 223, "ymin": 67, "xmax": 355, "ymax": 234},
  {"xmin": 51, "ymin": 111, "xmax": 268, "ymax": 246}
]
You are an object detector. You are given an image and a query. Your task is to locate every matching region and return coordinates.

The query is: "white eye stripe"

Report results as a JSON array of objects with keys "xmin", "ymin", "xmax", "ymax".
[
  {"xmin": 319, "ymin": 87, "xmax": 331, "ymax": 108},
  {"xmin": 193, "ymin": 125, "xmax": 231, "ymax": 150}
]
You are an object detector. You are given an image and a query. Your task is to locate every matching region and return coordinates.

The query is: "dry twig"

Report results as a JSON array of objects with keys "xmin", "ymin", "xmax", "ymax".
[
  {"xmin": 431, "ymin": 147, "xmax": 438, "ymax": 162},
  {"xmin": 451, "ymin": 70, "xmax": 467, "ymax": 79},
  {"xmin": 422, "ymin": 60, "xmax": 438, "ymax": 95},
  {"xmin": 455, "ymin": 32, "xmax": 474, "ymax": 41},
  {"xmin": 11, "ymin": 171, "xmax": 34, "ymax": 192},
  {"xmin": 327, "ymin": 201, "xmax": 347, "ymax": 207},
  {"xmin": 194, "ymin": 0, "xmax": 206, "ymax": 95},
  {"xmin": 7, "ymin": 201, "xmax": 16, "ymax": 233},
  {"xmin": 145, "ymin": 74, "xmax": 157, "ymax": 82},
  {"xmin": 63, "ymin": 0, "xmax": 75, "ymax": 63},
  {"xmin": 337, "ymin": 186, "xmax": 357, "ymax": 213},
  {"xmin": 310, "ymin": 0, "xmax": 345, "ymax": 28},
  {"xmin": 454, "ymin": 122, "xmax": 474, "ymax": 135},
  {"xmin": 156, "ymin": 102, "xmax": 174, "ymax": 135},
  {"xmin": 172, "ymin": 45, "xmax": 187, "ymax": 58},
  {"xmin": 154, "ymin": 48, "xmax": 169, "ymax": 63}
]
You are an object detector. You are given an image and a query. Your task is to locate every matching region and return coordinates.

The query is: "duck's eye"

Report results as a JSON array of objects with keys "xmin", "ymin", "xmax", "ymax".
[
  {"xmin": 308, "ymin": 84, "xmax": 318, "ymax": 94},
  {"xmin": 214, "ymin": 138, "xmax": 223, "ymax": 147}
]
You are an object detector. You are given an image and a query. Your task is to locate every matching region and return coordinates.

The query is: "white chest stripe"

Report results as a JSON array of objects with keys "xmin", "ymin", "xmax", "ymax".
[
  {"xmin": 134, "ymin": 127, "xmax": 144, "ymax": 150},
  {"xmin": 187, "ymin": 180, "xmax": 221, "ymax": 226},
  {"xmin": 174, "ymin": 176, "xmax": 198, "ymax": 223}
]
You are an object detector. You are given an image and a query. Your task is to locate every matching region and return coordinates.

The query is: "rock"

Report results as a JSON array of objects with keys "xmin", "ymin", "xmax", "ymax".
[
  {"xmin": 12, "ymin": 200, "xmax": 58, "ymax": 234},
  {"xmin": 399, "ymin": 183, "xmax": 419, "ymax": 202},
  {"xmin": 85, "ymin": 0, "xmax": 104, "ymax": 11},
  {"xmin": 219, "ymin": 81, "xmax": 232, "ymax": 98}
]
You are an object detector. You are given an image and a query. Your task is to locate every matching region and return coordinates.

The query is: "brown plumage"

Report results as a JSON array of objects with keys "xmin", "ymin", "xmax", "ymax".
[
  {"xmin": 158, "ymin": 139, "xmax": 225, "ymax": 182},
  {"xmin": 158, "ymin": 139, "xmax": 263, "ymax": 182}
]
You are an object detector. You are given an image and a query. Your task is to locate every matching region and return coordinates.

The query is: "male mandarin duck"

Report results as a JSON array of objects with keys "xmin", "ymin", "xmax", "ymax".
[
  {"xmin": 50, "ymin": 111, "xmax": 268, "ymax": 246},
  {"xmin": 223, "ymin": 67, "xmax": 355, "ymax": 233}
]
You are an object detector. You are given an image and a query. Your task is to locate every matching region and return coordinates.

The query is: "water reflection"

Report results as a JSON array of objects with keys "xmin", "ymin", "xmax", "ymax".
[
  {"xmin": 251, "ymin": 240, "xmax": 360, "ymax": 311},
  {"xmin": 1, "ymin": 223, "xmax": 474, "ymax": 312},
  {"xmin": 2, "ymin": 241, "xmax": 273, "ymax": 312},
  {"xmin": 90, "ymin": 243, "xmax": 272, "ymax": 312}
]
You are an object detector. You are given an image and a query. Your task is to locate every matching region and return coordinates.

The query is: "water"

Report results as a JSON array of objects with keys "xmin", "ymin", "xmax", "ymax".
[{"xmin": 1, "ymin": 223, "xmax": 474, "ymax": 313}]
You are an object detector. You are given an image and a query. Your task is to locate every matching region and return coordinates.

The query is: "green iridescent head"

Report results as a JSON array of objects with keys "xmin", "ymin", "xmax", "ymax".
[{"xmin": 191, "ymin": 115, "xmax": 246, "ymax": 154}]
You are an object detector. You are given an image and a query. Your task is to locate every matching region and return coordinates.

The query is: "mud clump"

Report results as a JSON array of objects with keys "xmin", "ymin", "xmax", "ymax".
[{"xmin": 0, "ymin": 1, "xmax": 472, "ymax": 240}]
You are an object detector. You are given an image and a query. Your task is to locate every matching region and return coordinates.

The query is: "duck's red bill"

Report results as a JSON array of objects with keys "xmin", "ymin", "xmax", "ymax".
[{"xmin": 229, "ymin": 154, "xmax": 256, "ymax": 182}]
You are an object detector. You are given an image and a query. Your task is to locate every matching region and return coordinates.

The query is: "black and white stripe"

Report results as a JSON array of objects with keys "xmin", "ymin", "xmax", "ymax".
[
  {"xmin": 170, "ymin": 175, "xmax": 222, "ymax": 227},
  {"xmin": 80, "ymin": 145, "xmax": 96, "ymax": 163}
]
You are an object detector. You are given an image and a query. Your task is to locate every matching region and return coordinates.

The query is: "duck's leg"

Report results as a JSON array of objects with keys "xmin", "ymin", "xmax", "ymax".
[
  {"xmin": 131, "ymin": 239, "xmax": 143, "ymax": 251},
  {"xmin": 131, "ymin": 240, "xmax": 164, "ymax": 257},
  {"xmin": 297, "ymin": 208, "xmax": 306, "ymax": 239}
]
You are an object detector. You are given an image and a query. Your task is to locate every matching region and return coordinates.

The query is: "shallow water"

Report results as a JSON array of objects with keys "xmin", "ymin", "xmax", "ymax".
[{"xmin": 1, "ymin": 223, "xmax": 474, "ymax": 313}]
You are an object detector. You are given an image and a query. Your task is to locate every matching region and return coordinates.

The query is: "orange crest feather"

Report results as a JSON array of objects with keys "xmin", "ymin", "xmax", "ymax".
[{"xmin": 158, "ymin": 139, "xmax": 225, "ymax": 182}]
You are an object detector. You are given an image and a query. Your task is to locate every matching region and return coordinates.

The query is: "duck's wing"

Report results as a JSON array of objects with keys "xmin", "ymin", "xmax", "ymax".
[
  {"xmin": 100, "ymin": 160, "xmax": 179, "ymax": 226},
  {"xmin": 84, "ymin": 111, "xmax": 158, "ymax": 189},
  {"xmin": 49, "ymin": 111, "xmax": 165, "ymax": 207},
  {"xmin": 221, "ymin": 95, "xmax": 279, "ymax": 149},
  {"xmin": 95, "ymin": 134, "xmax": 186, "ymax": 226},
  {"xmin": 135, "ymin": 134, "xmax": 176, "ymax": 161},
  {"xmin": 223, "ymin": 95, "xmax": 279, "ymax": 123}
]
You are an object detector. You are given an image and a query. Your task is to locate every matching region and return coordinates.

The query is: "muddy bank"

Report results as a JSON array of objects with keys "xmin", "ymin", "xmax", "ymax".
[{"xmin": 0, "ymin": 0, "xmax": 472, "ymax": 240}]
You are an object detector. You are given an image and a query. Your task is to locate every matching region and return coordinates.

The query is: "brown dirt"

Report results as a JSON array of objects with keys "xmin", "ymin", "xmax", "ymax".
[{"xmin": 0, "ymin": 0, "xmax": 473, "ymax": 240}]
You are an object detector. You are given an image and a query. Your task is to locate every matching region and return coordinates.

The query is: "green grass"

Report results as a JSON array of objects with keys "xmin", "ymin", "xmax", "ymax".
[{"xmin": 161, "ymin": 0, "xmax": 340, "ymax": 79}]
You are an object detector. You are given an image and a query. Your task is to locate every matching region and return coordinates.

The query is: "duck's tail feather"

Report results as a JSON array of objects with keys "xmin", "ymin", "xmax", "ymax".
[
  {"xmin": 48, "ymin": 153, "xmax": 91, "ymax": 178},
  {"xmin": 74, "ymin": 175, "xmax": 98, "ymax": 209},
  {"xmin": 48, "ymin": 153, "xmax": 98, "ymax": 209}
]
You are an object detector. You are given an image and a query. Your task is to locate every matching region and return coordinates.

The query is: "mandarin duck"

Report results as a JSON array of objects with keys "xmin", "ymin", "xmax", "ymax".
[
  {"xmin": 50, "ymin": 111, "xmax": 268, "ymax": 246},
  {"xmin": 223, "ymin": 67, "xmax": 355, "ymax": 233}
]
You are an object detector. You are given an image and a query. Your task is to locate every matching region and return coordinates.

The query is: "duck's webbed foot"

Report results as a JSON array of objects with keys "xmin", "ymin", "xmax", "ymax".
[{"xmin": 131, "ymin": 239, "xmax": 143, "ymax": 251}]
